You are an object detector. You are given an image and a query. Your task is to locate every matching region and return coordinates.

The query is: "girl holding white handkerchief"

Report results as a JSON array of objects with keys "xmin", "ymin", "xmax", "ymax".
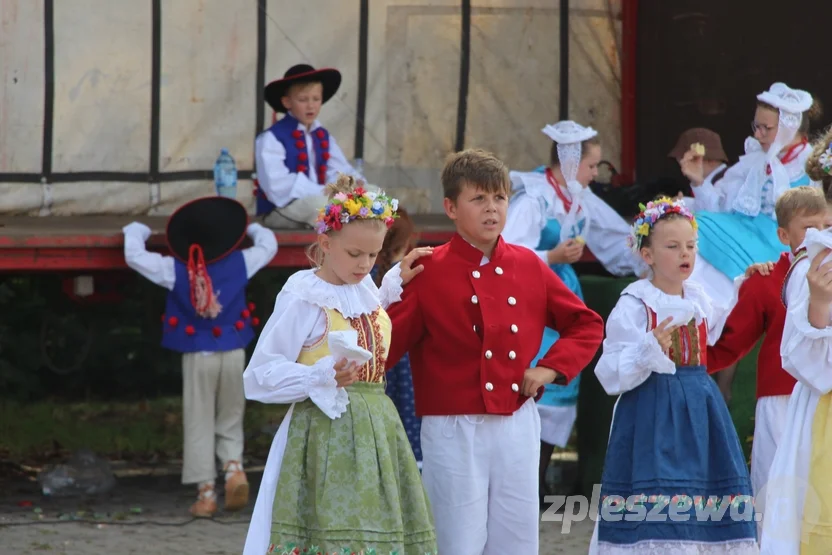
[
  {"xmin": 589, "ymin": 197, "xmax": 758, "ymax": 554},
  {"xmin": 760, "ymin": 127, "xmax": 832, "ymax": 555},
  {"xmin": 241, "ymin": 175, "xmax": 437, "ymax": 555}
]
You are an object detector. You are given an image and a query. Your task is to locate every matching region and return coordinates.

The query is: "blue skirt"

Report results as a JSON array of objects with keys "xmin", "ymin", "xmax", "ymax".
[
  {"xmin": 535, "ymin": 262, "xmax": 583, "ymax": 408},
  {"xmin": 533, "ymin": 217, "xmax": 585, "ymax": 409},
  {"xmin": 597, "ymin": 365, "xmax": 756, "ymax": 545},
  {"xmin": 384, "ymin": 354, "xmax": 421, "ymax": 463},
  {"xmin": 696, "ymin": 211, "xmax": 787, "ymax": 280}
]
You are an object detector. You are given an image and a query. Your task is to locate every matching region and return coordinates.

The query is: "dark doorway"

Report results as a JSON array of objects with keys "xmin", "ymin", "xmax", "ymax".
[{"xmin": 635, "ymin": 0, "xmax": 832, "ymax": 186}]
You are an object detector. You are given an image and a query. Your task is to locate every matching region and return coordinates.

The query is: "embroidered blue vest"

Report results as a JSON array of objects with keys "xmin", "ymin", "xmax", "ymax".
[
  {"xmin": 255, "ymin": 113, "xmax": 331, "ymax": 215},
  {"xmin": 161, "ymin": 251, "xmax": 255, "ymax": 353}
]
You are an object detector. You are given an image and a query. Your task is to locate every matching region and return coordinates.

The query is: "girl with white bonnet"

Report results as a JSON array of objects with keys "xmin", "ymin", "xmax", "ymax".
[
  {"xmin": 502, "ymin": 120, "xmax": 644, "ymax": 506},
  {"xmin": 684, "ymin": 82, "xmax": 822, "ymax": 307}
]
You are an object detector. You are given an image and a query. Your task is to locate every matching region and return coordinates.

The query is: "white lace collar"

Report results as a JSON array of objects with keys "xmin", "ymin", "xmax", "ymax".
[
  {"xmin": 281, "ymin": 269, "xmax": 381, "ymax": 318},
  {"xmin": 509, "ymin": 171, "xmax": 564, "ymax": 217},
  {"xmin": 621, "ymin": 279, "xmax": 711, "ymax": 323}
]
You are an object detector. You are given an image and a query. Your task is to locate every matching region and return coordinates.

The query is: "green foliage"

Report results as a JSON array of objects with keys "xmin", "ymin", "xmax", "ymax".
[
  {"xmin": 0, "ymin": 269, "xmax": 296, "ymax": 402},
  {"xmin": 0, "ymin": 397, "xmax": 288, "ymax": 460}
]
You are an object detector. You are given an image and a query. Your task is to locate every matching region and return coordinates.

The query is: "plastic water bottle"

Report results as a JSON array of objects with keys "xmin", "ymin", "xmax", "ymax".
[{"xmin": 214, "ymin": 148, "xmax": 237, "ymax": 198}]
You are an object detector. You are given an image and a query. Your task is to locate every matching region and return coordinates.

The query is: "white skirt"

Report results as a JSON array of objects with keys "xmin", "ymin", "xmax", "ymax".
[{"xmin": 537, "ymin": 404, "xmax": 577, "ymax": 447}]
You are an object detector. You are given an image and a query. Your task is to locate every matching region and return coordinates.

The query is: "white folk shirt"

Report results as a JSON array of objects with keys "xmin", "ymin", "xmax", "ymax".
[
  {"xmin": 761, "ymin": 231, "xmax": 832, "ymax": 554},
  {"xmin": 254, "ymin": 118, "xmax": 363, "ymax": 209},
  {"xmin": 502, "ymin": 170, "xmax": 646, "ymax": 277},
  {"xmin": 122, "ymin": 222, "xmax": 278, "ymax": 290},
  {"xmin": 593, "ymin": 279, "xmax": 735, "ymax": 396},
  {"xmin": 692, "ymin": 144, "xmax": 816, "ymax": 217}
]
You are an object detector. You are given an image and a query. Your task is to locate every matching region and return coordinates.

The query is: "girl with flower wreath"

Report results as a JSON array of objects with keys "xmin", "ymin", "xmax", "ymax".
[
  {"xmin": 588, "ymin": 197, "xmax": 758, "ymax": 554},
  {"xmin": 241, "ymin": 175, "xmax": 437, "ymax": 555}
]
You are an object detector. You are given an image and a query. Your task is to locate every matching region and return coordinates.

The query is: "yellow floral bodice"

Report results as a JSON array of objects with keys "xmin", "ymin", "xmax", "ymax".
[{"xmin": 297, "ymin": 307, "xmax": 392, "ymax": 384}]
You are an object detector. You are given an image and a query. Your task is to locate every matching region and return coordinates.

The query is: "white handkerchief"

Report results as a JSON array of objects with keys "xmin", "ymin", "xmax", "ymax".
[
  {"xmin": 803, "ymin": 228, "xmax": 832, "ymax": 267},
  {"xmin": 327, "ymin": 330, "xmax": 372, "ymax": 365},
  {"xmin": 655, "ymin": 298, "xmax": 696, "ymax": 328}
]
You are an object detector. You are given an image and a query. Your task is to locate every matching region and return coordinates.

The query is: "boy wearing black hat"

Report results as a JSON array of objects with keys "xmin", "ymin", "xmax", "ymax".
[
  {"xmin": 255, "ymin": 64, "xmax": 365, "ymax": 229},
  {"xmin": 123, "ymin": 198, "xmax": 277, "ymax": 517}
]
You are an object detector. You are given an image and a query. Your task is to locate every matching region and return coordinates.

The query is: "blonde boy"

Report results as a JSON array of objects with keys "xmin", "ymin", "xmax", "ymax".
[{"xmin": 254, "ymin": 64, "xmax": 364, "ymax": 229}]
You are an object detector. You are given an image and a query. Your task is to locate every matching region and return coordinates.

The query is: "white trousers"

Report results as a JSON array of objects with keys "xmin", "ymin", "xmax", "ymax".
[
  {"xmin": 181, "ymin": 349, "xmax": 246, "ymax": 484},
  {"xmin": 421, "ymin": 397, "xmax": 541, "ymax": 555},
  {"xmin": 263, "ymin": 184, "xmax": 382, "ymax": 229},
  {"xmin": 751, "ymin": 395, "xmax": 790, "ymax": 497},
  {"xmin": 263, "ymin": 194, "xmax": 328, "ymax": 228}
]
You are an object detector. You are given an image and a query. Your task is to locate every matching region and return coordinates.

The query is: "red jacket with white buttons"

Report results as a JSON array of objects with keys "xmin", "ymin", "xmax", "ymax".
[{"xmin": 386, "ymin": 233, "xmax": 604, "ymax": 416}]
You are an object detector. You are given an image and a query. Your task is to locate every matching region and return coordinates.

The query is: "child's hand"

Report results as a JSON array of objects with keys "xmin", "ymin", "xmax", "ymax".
[
  {"xmin": 399, "ymin": 247, "xmax": 434, "ymax": 285},
  {"xmin": 333, "ymin": 358, "xmax": 361, "ymax": 388},
  {"xmin": 807, "ymin": 248, "xmax": 832, "ymax": 305},
  {"xmin": 745, "ymin": 261, "xmax": 775, "ymax": 277},
  {"xmin": 652, "ymin": 316, "xmax": 676, "ymax": 354},
  {"xmin": 679, "ymin": 149, "xmax": 705, "ymax": 187},
  {"xmin": 123, "ymin": 221, "xmax": 152, "ymax": 241},
  {"xmin": 548, "ymin": 239, "xmax": 584, "ymax": 265},
  {"xmin": 521, "ymin": 366, "xmax": 558, "ymax": 397}
]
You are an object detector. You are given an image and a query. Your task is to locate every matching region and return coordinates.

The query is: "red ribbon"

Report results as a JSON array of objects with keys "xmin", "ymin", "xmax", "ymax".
[
  {"xmin": 766, "ymin": 139, "xmax": 807, "ymax": 175},
  {"xmin": 187, "ymin": 244, "xmax": 216, "ymax": 317},
  {"xmin": 545, "ymin": 167, "xmax": 581, "ymax": 214}
]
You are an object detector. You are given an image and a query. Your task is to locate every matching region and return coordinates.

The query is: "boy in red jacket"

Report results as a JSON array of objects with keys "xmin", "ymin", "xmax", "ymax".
[
  {"xmin": 708, "ymin": 185, "xmax": 830, "ymax": 498},
  {"xmin": 385, "ymin": 149, "xmax": 604, "ymax": 555}
]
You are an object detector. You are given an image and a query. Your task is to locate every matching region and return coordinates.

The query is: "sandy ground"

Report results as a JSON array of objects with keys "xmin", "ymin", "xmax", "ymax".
[{"xmin": 1, "ymin": 470, "xmax": 593, "ymax": 554}]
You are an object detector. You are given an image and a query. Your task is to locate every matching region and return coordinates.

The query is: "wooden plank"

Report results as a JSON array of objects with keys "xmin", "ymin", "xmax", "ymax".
[
  {"xmin": 0, "ymin": 215, "xmax": 457, "ymax": 271},
  {"xmin": 0, "ymin": 215, "xmax": 456, "ymax": 248},
  {"xmin": 0, "ymin": 215, "xmax": 600, "ymax": 271}
]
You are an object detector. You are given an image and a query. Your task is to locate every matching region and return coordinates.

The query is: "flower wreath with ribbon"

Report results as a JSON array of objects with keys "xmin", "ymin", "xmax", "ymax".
[
  {"xmin": 315, "ymin": 184, "xmax": 399, "ymax": 234},
  {"xmin": 627, "ymin": 197, "xmax": 697, "ymax": 254}
]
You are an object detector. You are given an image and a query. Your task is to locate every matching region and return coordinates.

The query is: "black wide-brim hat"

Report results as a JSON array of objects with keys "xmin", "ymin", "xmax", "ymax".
[
  {"xmin": 166, "ymin": 197, "xmax": 249, "ymax": 264},
  {"xmin": 264, "ymin": 64, "xmax": 341, "ymax": 113}
]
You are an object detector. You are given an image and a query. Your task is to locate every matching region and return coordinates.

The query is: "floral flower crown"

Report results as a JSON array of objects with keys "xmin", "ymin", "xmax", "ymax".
[
  {"xmin": 819, "ymin": 141, "xmax": 832, "ymax": 175},
  {"xmin": 315, "ymin": 185, "xmax": 399, "ymax": 234},
  {"xmin": 627, "ymin": 197, "xmax": 697, "ymax": 253}
]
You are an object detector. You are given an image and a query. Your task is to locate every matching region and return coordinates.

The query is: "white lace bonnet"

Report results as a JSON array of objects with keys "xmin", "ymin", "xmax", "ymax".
[
  {"xmin": 541, "ymin": 121, "xmax": 598, "ymax": 241},
  {"xmin": 541, "ymin": 121, "xmax": 598, "ymax": 190},
  {"xmin": 756, "ymin": 82, "xmax": 813, "ymax": 153},
  {"xmin": 732, "ymin": 83, "xmax": 814, "ymax": 217}
]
